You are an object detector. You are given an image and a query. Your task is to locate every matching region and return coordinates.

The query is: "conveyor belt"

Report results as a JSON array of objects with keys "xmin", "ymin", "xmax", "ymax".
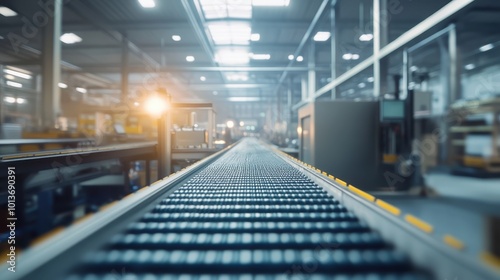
[
  {"xmin": 60, "ymin": 140, "xmax": 427, "ymax": 280},
  {"xmin": 5, "ymin": 139, "xmax": 430, "ymax": 280}
]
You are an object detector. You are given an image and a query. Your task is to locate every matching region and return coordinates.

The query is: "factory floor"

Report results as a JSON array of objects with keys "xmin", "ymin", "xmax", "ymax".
[{"xmin": 372, "ymin": 170, "xmax": 500, "ymax": 271}]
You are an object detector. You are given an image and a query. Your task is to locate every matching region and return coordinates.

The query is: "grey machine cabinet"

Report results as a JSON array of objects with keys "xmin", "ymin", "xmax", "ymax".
[{"xmin": 299, "ymin": 101, "xmax": 393, "ymax": 190}]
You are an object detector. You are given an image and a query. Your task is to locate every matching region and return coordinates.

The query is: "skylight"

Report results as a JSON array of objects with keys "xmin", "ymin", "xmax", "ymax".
[
  {"xmin": 216, "ymin": 49, "xmax": 250, "ymax": 64},
  {"xmin": 200, "ymin": 0, "xmax": 252, "ymax": 19},
  {"xmin": 252, "ymin": 0, "xmax": 290, "ymax": 7},
  {"xmin": 208, "ymin": 22, "xmax": 252, "ymax": 45}
]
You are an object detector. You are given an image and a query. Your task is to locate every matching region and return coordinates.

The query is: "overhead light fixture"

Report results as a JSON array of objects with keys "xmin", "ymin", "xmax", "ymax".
[
  {"xmin": 4, "ymin": 74, "xmax": 15, "ymax": 80},
  {"xmin": 76, "ymin": 87, "xmax": 87, "ymax": 93},
  {"xmin": 479, "ymin": 43, "xmax": 494, "ymax": 52},
  {"xmin": 464, "ymin": 63, "xmax": 475, "ymax": 70},
  {"xmin": 172, "ymin": 35, "xmax": 181, "ymax": 41},
  {"xmin": 228, "ymin": 97, "xmax": 260, "ymax": 102},
  {"xmin": 252, "ymin": 0, "xmax": 290, "ymax": 7},
  {"xmin": 358, "ymin": 82, "xmax": 366, "ymax": 88},
  {"xmin": 16, "ymin": 98, "xmax": 26, "ymax": 104},
  {"xmin": 138, "ymin": 0, "xmax": 156, "ymax": 8},
  {"xmin": 58, "ymin": 82, "xmax": 68, "ymax": 88},
  {"xmin": 216, "ymin": 49, "xmax": 250, "ymax": 65},
  {"xmin": 6, "ymin": 81, "xmax": 22, "ymax": 88},
  {"xmin": 296, "ymin": 56, "xmax": 303, "ymax": 62},
  {"xmin": 4, "ymin": 68, "xmax": 32, "ymax": 79},
  {"xmin": 410, "ymin": 66, "xmax": 418, "ymax": 72},
  {"xmin": 288, "ymin": 54, "xmax": 294, "ymax": 60},
  {"xmin": 60, "ymin": 33, "xmax": 82, "ymax": 44},
  {"xmin": 367, "ymin": 77, "xmax": 374, "ymax": 82},
  {"xmin": 4, "ymin": 96, "xmax": 16, "ymax": 103},
  {"xmin": 134, "ymin": 101, "xmax": 140, "ymax": 107},
  {"xmin": 342, "ymin": 53, "xmax": 359, "ymax": 60},
  {"xmin": 313, "ymin": 31, "xmax": 331, "ymax": 42},
  {"xmin": 226, "ymin": 120, "xmax": 235, "ymax": 128},
  {"xmin": 249, "ymin": 53, "xmax": 271, "ymax": 60},
  {"xmin": 186, "ymin": 55, "xmax": 195, "ymax": 62},
  {"xmin": 200, "ymin": 76, "xmax": 206, "ymax": 81},
  {"xmin": 359, "ymin": 34, "xmax": 373, "ymax": 41},
  {"xmin": 0, "ymin": 6, "xmax": 17, "ymax": 17},
  {"xmin": 208, "ymin": 22, "xmax": 252, "ymax": 45},
  {"xmin": 239, "ymin": 121, "xmax": 245, "ymax": 126},
  {"xmin": 250, "ymin": 33, "xmax": 260, "ymax": 41}
]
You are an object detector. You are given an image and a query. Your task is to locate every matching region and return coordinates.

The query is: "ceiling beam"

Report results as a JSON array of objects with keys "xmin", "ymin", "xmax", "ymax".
[{"xmin": 65, "ymin": 65, "xmax": 331, "ymax": 74}]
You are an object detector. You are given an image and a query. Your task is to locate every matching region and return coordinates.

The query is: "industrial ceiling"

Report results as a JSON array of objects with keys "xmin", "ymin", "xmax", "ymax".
[{"xmin": 1, "ymin": 0, "xmax": 499, "ymax": 124}]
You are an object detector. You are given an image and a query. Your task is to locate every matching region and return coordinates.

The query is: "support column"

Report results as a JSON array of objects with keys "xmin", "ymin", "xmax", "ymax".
[
  {"xmin": 373, "ymin": 0, "xmax": 389, "ymax": 98},
  {"xmin": 330, "ymin": 0, "xmax": 338, "ymax": 99},
  {"xmin": 41, "ymin": 0, "xmax": 62, "ymax": 129},
  {"xmin": 157, "ymin": 111, "xmax": 172, "ymax": 179},
  {"xmin": 287, "ymin": 77, "xmax": 293, "ymax": 138},
  {"xmin": 308, "ymin": 42, "xmax": 316, "ymax": 100},
  {"xmin": 301, "ymin": 75, "xmax": 308, "ymax": 101},
  {"xmin": 121, "ymin": 36, "xmax": 129, "ymax": 104},
  {"xmin": 448, "ymin": 24, "xmax": 459, "ymax": 105}
]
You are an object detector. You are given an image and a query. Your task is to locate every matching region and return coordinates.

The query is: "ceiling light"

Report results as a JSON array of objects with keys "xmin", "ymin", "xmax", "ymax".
[
  {"xmin": 6, "ymin": 81, "xmax": 22, "ymax": 88},
  {"xmin": 172, "ymin": 35, "xmax": 181, "ymax": 41},
  {"xmin": 410, "ymin": 66, "xmax": 418, "ymax": 72},
  {"xmin": 239, "ymin": 121, "xmax": 245, "ymax": 126},
  {"xmin": 138, "ymin": 0, "xmax": 156, "ymax": 8},
  {"xmin": 76, "ymin": 87, "xmax": 87, "ymax": 93},
  {"xmin": 367, "ymin": 77, "xmax": 374, "ymax": 82},
  {"xmin": 358, "ymin": 82, "xmax": 366, "ymax": 88},
  {"xmin": 250, "ymin": 53, "xmax": 271, "ymax": 60},
  {"xmin": 60, "ymin": 33, "xmax": 82, "ymax": 44},
  {"xmin": 228, "ymin": 97, "xmax": 260, "ymax": 102},
  {"xmin": 200, "ymin": 76, "xmax": 206, "ymax": 81},
  {"xmin": 342, "ymin": 53, "xmax": 353, "ymax": 60},
  {"xmin": 465, "ymin": 63, "xmax": 475, "ymax": 70},
  {"xmin": 313, "ymin": 31, "xmax": 330, "ymax": 42},
  {"xmin": 134, "ymin": 102, "xmax": 140, "ymax": 106},
  {"xmin": 252, "ymin": 0, "xmax": 290, "ymax": 7},
  {"xmin": 4, "ymin": 74, "xmax": 14, "ymax": 80},
  {"xmin": 16, "ymin": 98, "xmax": 26, "ymax": 104},
  {"xmin": 296, "ymin": 56, "xmax": 303, "ymax": 62},
  {"xmin": 0, "ymin": 6, "xmax": 17, "ymax": 17},
  {"xmin": 208, "ymin": 22, "xmax": 251, "ymax": 45},
  {"xmin": 226, "ymin": 120, "xmax": 235, "ymax": 128},
  {"xmin": 4, "ymin": 97, "xmax": 16, "ymax": 103},
  {"xmin": 58, "ymin": 82, "xmax": 68, "ymax": 88},
  {"xmin": 4, "ymin": 68, "xmax": 32, "ymax": 79},
  {"xmin": 216, "ymin": 49, "xmax": 250, "ymax": 65},
  {"xmin": 250, "ymin": 33, "xmax": 260, "ymax": 41},
  {"xmin": 479, "ymin": 43, "xmax": 494, "ymax": 52},
  {"xmin": 186, "ymin": 55, "xmax": 195, "ymax": 62},
  {"xmin": 288, "ymin": 54, "xmax": 294, "ymax": 60},
  {"xmin": 359, "ymin": 34, "xmax": 373, "ymax": 41},
  {"xmin": 351, "ymin": 54, "xmax": 360, "ymax": 60}
]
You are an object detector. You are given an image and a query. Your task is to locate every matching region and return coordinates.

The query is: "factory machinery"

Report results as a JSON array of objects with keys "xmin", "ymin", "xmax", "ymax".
[{"xmin": 2, "ymin": 139, "xmax": 497, "ymax": 280}]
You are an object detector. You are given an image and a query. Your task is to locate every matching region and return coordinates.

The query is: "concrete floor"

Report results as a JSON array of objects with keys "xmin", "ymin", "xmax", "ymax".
[{"xmin": 371, "ymin": 170, "xmax": 500, "ymax": 268}]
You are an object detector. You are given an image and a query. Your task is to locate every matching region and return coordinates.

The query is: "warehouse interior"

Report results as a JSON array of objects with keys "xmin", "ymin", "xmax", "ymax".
[{"xmin": 0, "ymin": 0, "xmax": 499, "ymax": 279}]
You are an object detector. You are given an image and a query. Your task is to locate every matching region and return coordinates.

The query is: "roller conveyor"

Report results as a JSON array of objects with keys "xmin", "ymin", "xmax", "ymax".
[{"xmin": 7, "ymin": 138, "xmax": 489, "ymax": 280}]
